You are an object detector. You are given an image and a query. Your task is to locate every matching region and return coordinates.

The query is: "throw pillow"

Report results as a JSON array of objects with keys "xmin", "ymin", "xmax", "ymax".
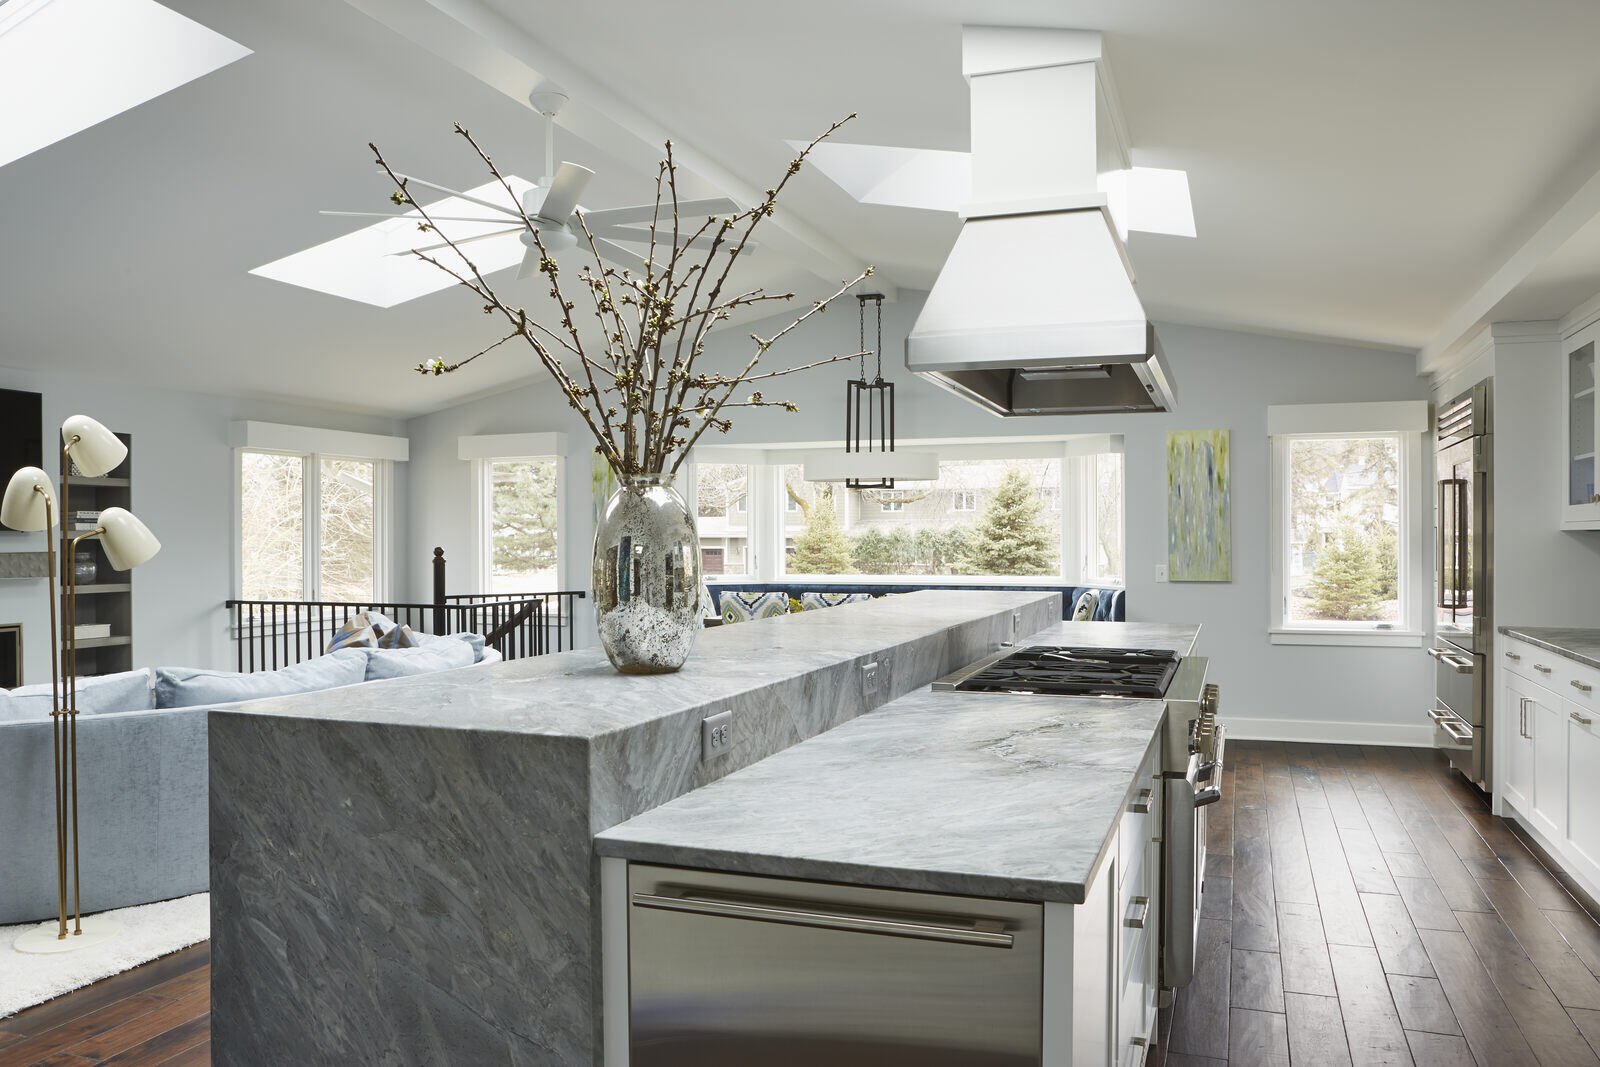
[
  {"xmin": 719, "ymin": 591, "xmax": 791, "ymax": 625},
  {"xmin": 155, "ymin": 648, "xmax": 370, "ymax": 709},
  {"xmin": 1071, "ymin": 590, "xmax": 1100, "ymax": 622},
  {"xmin": 327, "ymin": 612, "xmax": 380, "ymax": 653},
  {"xmin": 5, "ymin": 668, "xmax": 156, "ymax": 719},
  {"xmin": 799, "ymin": 591, "xmax": 872, "ymax": 612},
  {"xmin": 376, "ymin": 624, "xmax": 420, "ymax": 649}
]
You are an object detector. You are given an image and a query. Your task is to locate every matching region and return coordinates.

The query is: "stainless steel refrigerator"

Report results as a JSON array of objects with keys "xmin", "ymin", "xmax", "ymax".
[{"xmin": 1429, "ymin": 380, "xmax": 1492, "ymax": 787}]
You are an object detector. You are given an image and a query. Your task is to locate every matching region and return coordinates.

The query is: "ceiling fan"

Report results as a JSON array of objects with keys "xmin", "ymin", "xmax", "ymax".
[{"xmin": 321, "ymin": 87, "xmax": 741, "ymax": 279}]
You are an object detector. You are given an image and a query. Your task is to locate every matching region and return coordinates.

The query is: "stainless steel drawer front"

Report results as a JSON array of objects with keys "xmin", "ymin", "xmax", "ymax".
[{"xmin": 628, "ymin": 865, "xmax": 1044, "ymax": 1067}]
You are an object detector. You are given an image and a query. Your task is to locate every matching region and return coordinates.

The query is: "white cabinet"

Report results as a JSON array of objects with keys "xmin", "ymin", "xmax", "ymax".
[
  {"xmin": 1497, "ymin": 635, "xmax": 1600, "ymax": 902},
  {"xmin": 1563, "ymin": 322, "xmax": 1600, "ymax": 529}
]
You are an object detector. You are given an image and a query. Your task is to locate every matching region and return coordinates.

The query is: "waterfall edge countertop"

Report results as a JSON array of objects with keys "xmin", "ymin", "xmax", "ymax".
[
  {"xmin": 1500, "ymin": 626, "xmax": 1600, "ymax": 672},
  {"xmin": 595, "ymin": 622, "xmax": 1201, "ymax": 905}
]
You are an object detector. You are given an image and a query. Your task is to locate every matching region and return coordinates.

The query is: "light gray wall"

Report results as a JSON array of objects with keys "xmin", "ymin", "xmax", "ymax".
[
  {"xmin": 0, "ymin": 366, "xmax": 407, "ymax": 682},
  {"xmin": 403, "ymin": 294, "xmax": 1435, "ymax": 741}
]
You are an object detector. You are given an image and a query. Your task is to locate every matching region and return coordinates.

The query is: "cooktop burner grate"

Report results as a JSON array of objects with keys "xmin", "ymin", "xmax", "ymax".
[{"xmin": 954, "ymin": 645, "xmax": 1181, "ymax": 698}]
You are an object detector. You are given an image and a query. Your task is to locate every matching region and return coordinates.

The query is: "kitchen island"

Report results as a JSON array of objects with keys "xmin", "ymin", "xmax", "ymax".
[
  {"xmin": 596, "ymin": 622, "xmax": 1201, "ymax": 1066},
  {"xmin": 207, "ymin": 590, "xmax": 1060, "ymax": 1066}
]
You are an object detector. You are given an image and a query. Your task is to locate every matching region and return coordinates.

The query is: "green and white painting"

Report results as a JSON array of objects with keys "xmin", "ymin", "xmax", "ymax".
[{"xmin": 1167, "ymin": 429, "xmax": 1232, "ymax": 582}]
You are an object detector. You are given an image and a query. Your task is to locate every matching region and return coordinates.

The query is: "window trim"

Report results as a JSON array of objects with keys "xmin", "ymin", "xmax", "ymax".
[
  {"xmin": 233, "ymin": 447, "xmax": 393, "ymax": 602},
  {"xmin": 1267, "ymin": 412, "xmax": 1427, "ymax": 647},
  {"xmin": 470, "ymin": 454, "xmax": 566, "ymax": 595}
]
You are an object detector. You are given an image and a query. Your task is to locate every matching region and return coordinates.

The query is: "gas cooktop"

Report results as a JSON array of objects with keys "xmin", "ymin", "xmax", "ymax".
[{"xmin": 938, "ymin": 645, "xmax": 1181, "ymax": 698}]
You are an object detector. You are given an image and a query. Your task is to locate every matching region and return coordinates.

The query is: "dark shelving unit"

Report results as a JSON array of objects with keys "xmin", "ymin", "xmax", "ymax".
[{"xmin": 60, "ymin": 432, "xmax": 134, "ymax": 677}]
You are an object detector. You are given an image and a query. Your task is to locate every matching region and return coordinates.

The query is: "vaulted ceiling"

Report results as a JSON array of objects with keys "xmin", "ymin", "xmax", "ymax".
[{"xmin": 6, "ymin": 0, "xmax": 1600, "ymax": 416}]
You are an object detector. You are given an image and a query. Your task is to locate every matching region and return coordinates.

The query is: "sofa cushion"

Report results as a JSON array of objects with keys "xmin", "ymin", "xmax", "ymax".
[
  {"xmin": 411, "ymin": 631, "xmax": 486, "ymax": 662},
  {"xmin": 363, "ymin": 639, "xmax": 476, "ymax": 681},
  {"xmin": 719, "ymin": 591, "xmax": 791, "ymax": 625},
  {"xmin": 1, "ymin": 668, "xmax": 156, "ymax": 721},
  {"xmin": 155, "ymin": 649, "xmax": 370, "ymax": 709}
]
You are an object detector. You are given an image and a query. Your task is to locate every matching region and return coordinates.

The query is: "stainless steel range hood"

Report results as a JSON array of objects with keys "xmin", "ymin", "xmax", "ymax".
[{"xmin": 906, "ymin": 27, "xmax": 1176, "ymax": 416}]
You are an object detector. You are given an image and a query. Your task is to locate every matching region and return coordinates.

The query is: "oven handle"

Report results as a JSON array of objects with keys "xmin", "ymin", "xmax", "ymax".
[
  {"xmin": 1438, "ymin": 718, "xmax": 1473, "ymax": 743},
  {"xmin": 1426, "ymin": 646, "xmax": 1475, "ymax": 673},
  {"xmin": 1191, "ymin": 727, "xmax": 1226, "ymax": 806},
  {"xmin": 630, "ymin": 890, "xmax": 1016, "ymax": 949}
]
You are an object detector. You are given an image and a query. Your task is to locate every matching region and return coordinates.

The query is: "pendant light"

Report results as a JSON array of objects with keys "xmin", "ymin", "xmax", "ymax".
[{"xmin": 803, "ymin": 293, "xmax": 938, "ymax": 488}]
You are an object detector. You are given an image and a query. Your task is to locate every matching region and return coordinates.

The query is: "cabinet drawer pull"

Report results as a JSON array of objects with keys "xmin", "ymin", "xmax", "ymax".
[
  {"xmin": 1535, "ymin": 663, "xmax": 1554, "ymax": 674},
  {"xmin": 1574, "ymin": 680, "xmax": 1595, "ymax": 694},
  {"xmin": 1125, "ymin": 896, "xmax": 1150, "ymax": 929},
  {"xmin": 1572, "ymin": 711, "xmax": 1593, "ymax": 727},
  {"xmin": 1130, "ymin": 787, "xmax": 1153, "ymax": 815},
  {"xmin": 1505, "ymin": 650, "xmax": 1522, "ymax": 661}
]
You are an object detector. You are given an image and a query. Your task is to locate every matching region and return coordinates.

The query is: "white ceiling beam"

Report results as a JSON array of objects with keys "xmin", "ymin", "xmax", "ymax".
[
  {"xmin": 340, "ymin": 0, "xmax": 893, "ymax": 299},
  {"xmin": 1418, "ymin": 158, "xmax": 1600, "ymax": 376}
]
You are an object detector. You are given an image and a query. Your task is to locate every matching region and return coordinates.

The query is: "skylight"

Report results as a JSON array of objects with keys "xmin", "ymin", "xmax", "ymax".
[
  {"xmin": 251, "ymin": 177, "xmax": 538, "ymax": 308},
  {"xmin": 798, "ymin": 141, "xmax": 1196, "ymax": 239},
  {"xmin": 0, "ymin": 0, "xmax": 250, "ymax": 170}
]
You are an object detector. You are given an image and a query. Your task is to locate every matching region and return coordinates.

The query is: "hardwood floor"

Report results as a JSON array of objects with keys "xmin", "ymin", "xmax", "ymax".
[
  {"xmin": 0, "ymin": 943, "xmax": 210, "ymax": 1066},
  {"xmin": 1153, "ymin": 741, "xmax": 1600, "ymax": 1067},
  {"xmin": 5, "ymin": 742, "xmax": 1598, "ymax": 1065}
]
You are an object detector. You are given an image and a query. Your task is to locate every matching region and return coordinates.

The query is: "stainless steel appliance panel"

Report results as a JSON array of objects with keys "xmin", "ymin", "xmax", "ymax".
[
  {"xmin": 628, "ymin": 864, "xmax": 1044, "ymax": 1067},
  {"xmin": 1163, "ymin": 726, "xmax": 1224, "ymax": 990}
]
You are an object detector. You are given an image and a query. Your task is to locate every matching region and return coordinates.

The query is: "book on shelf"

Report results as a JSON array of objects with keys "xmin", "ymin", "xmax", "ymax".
[{"xmin": 73, "ymin": 624, "xmax": 111, "ymax": 640}]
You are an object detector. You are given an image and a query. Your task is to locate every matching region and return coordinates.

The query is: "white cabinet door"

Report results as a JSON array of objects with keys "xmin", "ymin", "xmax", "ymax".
[
  {"xmin": 1563, "ymin": 322, "xmax": 1600, "ymax": 529},
  {"xmin": 1530, "ymin": 683, "xmax": 1570, "ymax": 840},
  {"xmin": 1568, "ymin": 699, "xmax": 1600, "ymax": 872},
  {"xmin": 1503, "ymin": 673, "xmax": 1536, "ymax": 813}
]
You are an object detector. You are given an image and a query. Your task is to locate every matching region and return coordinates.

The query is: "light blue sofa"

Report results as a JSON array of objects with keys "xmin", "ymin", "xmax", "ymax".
[{"xmin": 0, "ymin": 635, "xmax": 497, "ymax": 924}]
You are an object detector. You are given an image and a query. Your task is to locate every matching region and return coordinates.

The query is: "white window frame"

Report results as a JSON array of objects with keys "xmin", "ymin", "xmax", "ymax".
[
  {"xmin": 1073, "ymin": 451, "xmax": 1125, "ymax": 586},
  {"xmin": 470, "ymin": 454, "xmax": 566, "ymax": 595},
  {"xmin": 233, "ymin": 448, "xmax": 394, "ymax": 602},
  {"xmin": 952, "ymin": 489, "xmax": 978, "ymax": 513},
  {"xmin": 1267, "ymin": 402, "xmax": 1429, "ymax": 647}
]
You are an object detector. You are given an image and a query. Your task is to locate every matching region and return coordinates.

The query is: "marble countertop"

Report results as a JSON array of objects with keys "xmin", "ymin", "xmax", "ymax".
[
  {"xmin": 1500, "ymin": 626, "xmax": 1600, "ymax": 671},
  {"xmin": 594, "ymin": 622, "xmax": 1201, "ymax": 904},
  {"xmin": 208, "ymin": 589, "xmax": 1058, "ymax": 739}
]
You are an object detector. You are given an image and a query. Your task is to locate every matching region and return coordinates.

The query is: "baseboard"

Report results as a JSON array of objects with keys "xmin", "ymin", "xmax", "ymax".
[{"xmin": 1225, "ymin": 716, "xmax": 1435, "ymax": 747}]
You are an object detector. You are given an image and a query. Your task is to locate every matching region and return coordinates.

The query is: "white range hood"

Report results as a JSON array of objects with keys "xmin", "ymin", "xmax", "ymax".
[{"xmin": 906, "ymin": 27, "xmax": 1176, "ymax": 416}]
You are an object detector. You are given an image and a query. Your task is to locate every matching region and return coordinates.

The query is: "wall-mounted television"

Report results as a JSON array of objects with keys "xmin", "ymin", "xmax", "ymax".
[{"xmin": 0, "ymin": 389, "xmax": 44, "ymax": 531}]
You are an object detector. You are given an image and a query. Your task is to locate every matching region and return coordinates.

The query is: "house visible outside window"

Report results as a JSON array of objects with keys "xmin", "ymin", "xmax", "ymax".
[
  {"xmin": 1268, "ymin": 402, "xmax": 1427, "ymax": 645},
  {"xmin": 879, "ymin": 491, "xmax": 907, "ymax": 513},
  {"xmin": 693, "ymin": 463, "xmax": 752, "ymax": 577},
  {"xmin": 482, "ymin": 458, "xmax": 559, "ymax": 593},
  {"xmin": 952, "ymin": 490, "xmax": 978, "ymax": 512},
  {"xmin": 237, "ymin": 449, "xmax": 386, "ymax": 602}
]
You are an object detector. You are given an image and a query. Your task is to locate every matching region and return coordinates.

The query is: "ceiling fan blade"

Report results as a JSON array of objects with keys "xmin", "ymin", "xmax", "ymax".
[
  {"xmin": 589, "ymin": 226, "xmax": 742, "ymax": 254},
  {"xmin": 388, "ymin": 227, "xmax": 523, "ymax": 256},
  {"xmin": 537, "ymin": 161, "xmax": 595, "ymax": 223},
  {"xmin": 391, "ymin": 173, "xmax": 522, "ymax": 218},
  {"xmin": 321, "ymin": 210, "xmax": 520, "ymax": 224},
  {"xmin": 593, "ymin": 238, "xmax": 650, "ymax": 271},
  {"xmin": 516, "ymin": 246, "xmax": 541, "ymax": 280},
  {"xmin": 581, "ymin": 197, "xmax": 738, "ymax": 228}
]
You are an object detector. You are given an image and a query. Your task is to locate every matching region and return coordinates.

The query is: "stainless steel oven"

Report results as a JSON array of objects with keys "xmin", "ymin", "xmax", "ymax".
[
  {"xmin": 1160, "ymin": 677, "xmax": 1223, "ymax": 993},
  {"xmin": 1430, "ymin": 381, "xmax": 1492, "ymax": 787}
]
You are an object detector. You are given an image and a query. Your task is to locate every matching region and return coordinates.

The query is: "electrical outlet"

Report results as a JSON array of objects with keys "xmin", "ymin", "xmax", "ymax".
[
  {"xmin": 702, "ymin": 710, "xmax": 733, "ymax": 761},
  {"xmin": 862, "ymin": 661, "xmax": 881, "ymax": 700},
  {"xmin": 1155, "ymin": 564, "xmax": 1169, "ymax": 583}
]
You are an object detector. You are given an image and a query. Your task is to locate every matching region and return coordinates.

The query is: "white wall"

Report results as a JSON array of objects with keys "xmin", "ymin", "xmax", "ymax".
[
  {"xmin": 0, "ymin": 366, "xmax": 407, "ymax": 682},
  {"xmin": 403, "ymin": 294, "xmax": 1436, "ymax": 742}
]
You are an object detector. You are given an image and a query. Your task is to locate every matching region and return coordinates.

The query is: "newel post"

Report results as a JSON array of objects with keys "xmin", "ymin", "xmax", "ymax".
[{"xmin": 432, "ymin": 547, "xmax": 447, "ymax": 636}]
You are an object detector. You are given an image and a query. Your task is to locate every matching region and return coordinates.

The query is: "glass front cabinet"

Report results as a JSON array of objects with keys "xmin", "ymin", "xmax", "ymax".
[{"xmin": 1565, "ymin": 321, "xmax": 1600, "ymax": 529}]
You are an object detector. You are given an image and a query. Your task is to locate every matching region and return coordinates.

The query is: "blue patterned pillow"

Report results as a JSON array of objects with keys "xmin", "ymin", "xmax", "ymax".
[
  {"xmin": 326, "ymin": 613, "xmax": 379, "ymax": 653},
  {"xmin": 720, "ymin": 591, "xmax": 791, "ymax": 624},
  {"xmin": 799, "ymin": 591, "xmax": 872, "ymax": 612}
]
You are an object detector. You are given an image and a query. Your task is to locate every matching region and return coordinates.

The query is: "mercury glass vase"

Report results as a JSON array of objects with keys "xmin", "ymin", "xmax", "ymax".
[{"xmin": 592, "ymin": 473, "xmax": 702, "ymax": 674}]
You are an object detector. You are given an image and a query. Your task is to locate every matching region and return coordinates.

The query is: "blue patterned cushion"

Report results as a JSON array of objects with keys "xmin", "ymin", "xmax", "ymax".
[
  {"xmin": 720, "ymin": 591, "xmax": 791, "ymax": 624},
  {"xmin": 326, "ymin": 612, "xmax": 380, "ymax": 653},
  {"xmin": 376, "ymin": 623, "xmax": 420, "ymax": 649},
  {"xmin": 799, "ymin": 591, "xmax": 873, "ymax": 612}
]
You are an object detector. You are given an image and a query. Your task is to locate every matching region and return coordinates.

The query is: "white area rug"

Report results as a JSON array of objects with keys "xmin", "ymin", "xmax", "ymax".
[{"xmin": 0, "ymin": 894, "xmax": 209, "ymax": 1019}]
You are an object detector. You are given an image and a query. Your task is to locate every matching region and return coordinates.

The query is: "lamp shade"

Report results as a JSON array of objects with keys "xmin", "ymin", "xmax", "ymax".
[
  {"xmin": 96, "ymin": 507, "xmax": 160, "ymax": 571},
  {"xmin": 1, "ymin": 467, "xmax": 58, "ymax": 532},
  {"xmin": 61, "ymin": 415, "xmax": 127, "ymax": 478}
]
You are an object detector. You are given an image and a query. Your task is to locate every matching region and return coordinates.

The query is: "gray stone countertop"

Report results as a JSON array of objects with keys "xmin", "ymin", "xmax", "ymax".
[
  {"xmin": 207, "ymin": 590, "xmax": 1058, "ymax": 740},
  {"xmin": 1500, "ymin": 626, "xmax": 1600, "ymax": 671},
  {"xmin": 594, "ymin": 622, "xmax": 1200, "ymax": 904}
]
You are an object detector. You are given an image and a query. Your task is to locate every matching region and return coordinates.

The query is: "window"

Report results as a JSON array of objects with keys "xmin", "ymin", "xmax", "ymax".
[
  {"xmin": 693, "ymin": 463, "xmax": 753, "ymax": 577},
  {"xmin": 780, "ymin": 458, "xmax": 1064, "ymax": 578},
  {"xmin": 1081, "ymin": 452, "xmax": 1124, "ymax": 583},
  {"xmin": 481, "ymin": 458, "xmax": 559, "ymax": 593},
  {"xmin": 238, "ymin": 449, "xmax": 387, "ymax": 602},
  {"xmin": 1268, "ymin": 403, "xmax": 1427, "ymax": 645}
]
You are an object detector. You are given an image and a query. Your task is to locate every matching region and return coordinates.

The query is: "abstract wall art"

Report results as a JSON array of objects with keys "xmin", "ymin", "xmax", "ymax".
[{"xmin": 1167, "ymin": 429, "xmax": 1232, "ymax": 582}]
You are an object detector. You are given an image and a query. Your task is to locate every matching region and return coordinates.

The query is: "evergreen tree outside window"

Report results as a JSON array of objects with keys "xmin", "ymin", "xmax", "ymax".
[{"xmin": 485, "ymin": 459, "xmax": 559, "ymax": 593}]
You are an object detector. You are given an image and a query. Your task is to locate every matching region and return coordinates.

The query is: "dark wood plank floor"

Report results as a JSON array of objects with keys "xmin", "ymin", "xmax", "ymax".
[
  {"xmin": 1153, "ymin": 741, "xmax": 1600, "ymax": 1067},
  {"xmin": 6, "ymin": 742, "xmax": 1600, "ymax": 1065}
]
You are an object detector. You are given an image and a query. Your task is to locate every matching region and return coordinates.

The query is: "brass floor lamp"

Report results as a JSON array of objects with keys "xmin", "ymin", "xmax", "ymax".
[{"xmin": 2, "ymin": 416, "xmax": 160, "ymax": 954}]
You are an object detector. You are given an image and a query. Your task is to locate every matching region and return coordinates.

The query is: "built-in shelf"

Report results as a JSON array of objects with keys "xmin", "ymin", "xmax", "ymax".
[
  {"xmin": 1576, "ymin": 451, "xmax": 1597, "ymax": 462},
  {"xmin": 1577, "ymin": 387, "xmax": 1596, "ymax": 401},
  {"xmin": 74, "ymin": 583, "xmax": 131, "ymax": 595},
  {"xmin": 74, "ymin": 635, "xmax": 131, "ymax": 649},
  {"xmin": 69, "ymin": 476, "xmax": 130, "ymax": 488}
]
